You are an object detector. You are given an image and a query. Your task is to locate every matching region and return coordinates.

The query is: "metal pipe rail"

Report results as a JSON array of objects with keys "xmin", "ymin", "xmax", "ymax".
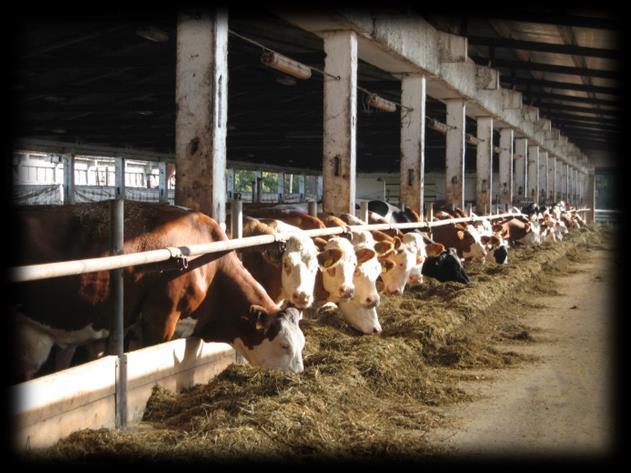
[{"xmin": 12, "ymin": 210, "xmax": 555, "ymax": 284}]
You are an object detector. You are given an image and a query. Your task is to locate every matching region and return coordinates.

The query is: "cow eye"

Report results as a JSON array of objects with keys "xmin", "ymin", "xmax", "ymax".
[{"xmin": 280, "ymin": 342, "xmax": 290, "ymax": 351}]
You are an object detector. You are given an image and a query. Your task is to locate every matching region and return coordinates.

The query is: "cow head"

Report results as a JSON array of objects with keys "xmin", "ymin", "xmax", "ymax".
[
  {"xmin": 402, "ymin": 232, "xmax": 428, "ymax": 287},
  {"xmin": 352, "ymin": 245, "xmax": 381, "ymax": 309},
  {"xmin": 338, "ymin": 298, "xmax": 382, "ymax": 335},
  {"xmin": 422, "ymin": 248, "xmax": 470, "ymax": 284},
  {"xmin": 279, "ymin": 235, "xmax": 319, "ymax": 309},
  {"xmin": 378, "ymin": 237, "xmax": 417, "ymax": 295},
  {"xmin": 457, "ymin": 224, "xmax": 487, "ymax": 262},
  {"xmin": 481, "ymin": 234, "xmax": 509, "ymax": 264},
  {"xmin": 317, "ymin": 237, "xmax": 357, "ymax": 303},
  {"xmin": 237, "ymin": 305, "xmax": 305, "ymax": 373}
]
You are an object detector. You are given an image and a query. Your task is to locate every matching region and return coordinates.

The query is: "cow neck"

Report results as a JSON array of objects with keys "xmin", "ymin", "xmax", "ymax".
[
  {"xmin": 314, "ymin": 271, "xmax": 329, "ymax": 302},
  {"xmin": 213, "ymin": 251, "xmax": 280, "ymax": 317}
]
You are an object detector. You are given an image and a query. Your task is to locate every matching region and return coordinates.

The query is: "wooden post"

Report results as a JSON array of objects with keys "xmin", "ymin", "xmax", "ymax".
[
  {"xmin": 498, "ymin": 128, "xmax": 514, "ymax": 207},
  {"xmin": 476, "ymin": 117, "xmax": 493, "ymax": 214},
  {"xmin": 527, "ymin": 145, "xmax": 539, "ymax": 204},
  {"xmin": 322, "ymin": 30, "xmax": 357, "ymax": 214},
  {"xmin": 514, "ymin": 138, "xmax": 528, "ymax": 205},
  {"xmin": 175, "ymin": 10, "xmax": 228, "ymax": 224},
  {"xmin": 399, "ymin": 74, "xmax": 426, "ymax": 217},
  {"xmin": 445, "ymin": 99, "xmax": 466, "ymax": 210}
]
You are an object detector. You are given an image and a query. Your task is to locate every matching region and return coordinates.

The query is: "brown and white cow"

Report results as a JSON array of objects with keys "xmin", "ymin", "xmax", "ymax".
[
  {"xmin": 242, "ymin": 217, "xmax": 319, "ymax": 310},
  {"xmin": 13, "ymin": 202, "xmax": 306, "ymax": 382},
  {"xmin": 431, "ymin": 212, "xmax": 487, "ymax": 262}
]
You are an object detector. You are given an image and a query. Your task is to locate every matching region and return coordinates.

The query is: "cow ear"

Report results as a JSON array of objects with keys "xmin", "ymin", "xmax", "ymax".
[
  {"xmin": 456, "ymin": 230, "xmax": 465, "ymax": 240},
  {"xmin": 355, "ymin": 247, "xmax": 376, "ymax": 265},
  {"xmin": 317, "ymin": 248, "xmax": 343, "ymax": 270},
  {"xmin": 247, "ymin": 305, "xmax": 269, "ymax": 331},
  {"xmin": 380, "ymin": 259, "xmax": 395, "ymax": 273},
  {"xmin": 374, "ymin": 240, "xmax": 394, "ymax": 256},
  {"xmin": 426, "ymin": 243, "xmax": 445, "ymax": 257},
  {"xmin": 393, "ymin": 237, "xmax": 402, "ymax": 249},
  {"xmin": 480, "ymin": 235, "xmax": 491, "ymax": 245},
  {"xmin": 313, "ymin": 237, "xmax": 328, "ymax": 251},
  {"xmin": 491, "ymin": 236, "xmax": 500, "ymax": 246}
]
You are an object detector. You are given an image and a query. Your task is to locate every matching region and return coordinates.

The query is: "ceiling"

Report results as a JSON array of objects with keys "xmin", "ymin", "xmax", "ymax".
[{"xmin": 12, "ymin": 8, "xmax": 622, "ymax": 173}]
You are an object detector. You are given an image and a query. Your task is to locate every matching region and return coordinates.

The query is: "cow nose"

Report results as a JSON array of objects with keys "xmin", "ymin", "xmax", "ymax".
[
  {"xmin": 364, "ymin": 296, "xmax": 379, "ymax": 309},
  {"xmin": 388, "ymin": 288, "xmax": 403, "ymax": 296},
  {"xmin": 339, "ymin": 286, "xmax": 354, "ymax": 299},
  {"xmin": 292, "ymin": 291, "xmax": 310, "ymax": 306},
  {"xmin": 373, "ymin": 326, "xmax": 382, "ymax": 334}
]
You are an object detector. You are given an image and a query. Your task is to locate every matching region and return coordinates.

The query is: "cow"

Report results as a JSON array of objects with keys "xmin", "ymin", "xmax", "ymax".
[
  {"xmin": 431, "ymin": 218, "xmax": 487, "ymax": 263},
  {"xmin": 242, "ymin": 217, "xmax": 319, "ymax": 310},
  {"xmin": 357, "ymin": 202, "xmax": 471, "ymax": 284},
  {"xmin": 13, "ymin": 202, "xmax": 306, "ymax": 382},
  {"xmin": 494, "ymin": 216, "xmax": 542, "ymax": 246}
]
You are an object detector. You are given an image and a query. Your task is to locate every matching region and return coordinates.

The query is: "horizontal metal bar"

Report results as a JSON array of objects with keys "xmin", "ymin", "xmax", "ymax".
[{"xmin": 11, "ymin": 212, "xmax": 526, "ymax": 283}]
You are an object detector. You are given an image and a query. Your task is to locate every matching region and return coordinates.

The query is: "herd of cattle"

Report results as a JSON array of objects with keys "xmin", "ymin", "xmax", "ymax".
[{"xmin": 12, "ymin": 199, "xmax": 586, "ymax": 383}]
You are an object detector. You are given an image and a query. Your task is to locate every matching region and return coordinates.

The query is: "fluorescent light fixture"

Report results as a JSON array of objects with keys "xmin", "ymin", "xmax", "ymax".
[
  {"xmin": 261, "ymin": 51, "xmax": 312, "ymax": 80},
  {"xmin": 367, "ymin": 94, "xmax": 396, "ymax": 112},
  {"xmin": 136, "ymin": 26, "xmax": 169, "ymax": 42}
]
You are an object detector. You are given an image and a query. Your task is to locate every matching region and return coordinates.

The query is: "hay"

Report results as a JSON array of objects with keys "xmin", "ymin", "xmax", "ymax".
[{"xmin": 37, "ymin": 224, "xmax": 611, "ymax": 462}]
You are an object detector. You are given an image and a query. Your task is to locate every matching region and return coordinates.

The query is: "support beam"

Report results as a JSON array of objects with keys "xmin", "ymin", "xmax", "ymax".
[
  {"xmin": 498, "ymin": 128, "xmax": 514, "ymax": 207},
  {"xmin": 514, "ymin": 138, "xmax": 528, "ymax": 204},
  {"xmin": 277, "ymin": 172, "xmax": 285, "ymax": 203},
  {"xmin": 527, "ymin": 145, "xmax": 539, "ymax": 204},
  {"xmin": 174, "ymin": 10, "xmax": 228, "ymax": 224},
  {"xmin": 550, "ymin": 157, "xmax": 557, "ymax": 202},
  {"xmin": 399, "ymin": 74, "xmax": 426, "ymax": 216},
  {"xmin": 539, "ymin": 151, "xmax": 548, "ymax": 204},
  {"xmin": 476, "ymin": 117, "xmax": 494, "ymax": 213},
  {"xmin": 322, "ymin": 30, "xmax": 357, "ymax": 214},
  {"xmin": 445, "ymin": 99, "xmax": 466, "ymax": 209}
]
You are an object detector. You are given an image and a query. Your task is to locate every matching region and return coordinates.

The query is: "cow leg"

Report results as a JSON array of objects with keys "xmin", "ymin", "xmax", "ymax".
[
  {"xmin": 54, "ymin": 345, "xmax": 77, "ymax": 371},
  {"xmin": 139, "ymin": 296, "xmax": 181, "ymax": 346},
  {"xmin": 16, "ymin": 322, "xmax": 54, "ymax": 382}
]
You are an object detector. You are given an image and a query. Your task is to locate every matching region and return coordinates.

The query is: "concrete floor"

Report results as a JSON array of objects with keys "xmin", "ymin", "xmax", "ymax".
[{"xmin": 427, "ymin": 249, "xmax": 616, "ymax": 459}]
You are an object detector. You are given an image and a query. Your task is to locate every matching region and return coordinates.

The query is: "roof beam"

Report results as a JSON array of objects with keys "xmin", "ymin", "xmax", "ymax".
[
  {"xmin": 470, "ymin": 55, "xmax": 618, "ymax": 79},
  {"xmin": 468, "ymin": 11, "xmax": 619, "ymax": 31},
  {"xmin": 467, "ymin": 35, "xmax": 620, "ymax": 59},
  {"xmin": 518, "ymin": 91, "xmax": 619, "ymax": 107},
  {"xmin": 500, "ymin": 76, "xmax": 619, "ymax": 95}
]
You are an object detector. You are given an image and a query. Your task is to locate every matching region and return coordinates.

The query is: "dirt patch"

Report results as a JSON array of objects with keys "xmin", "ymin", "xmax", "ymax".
[{"xmin": 36, "ymin": 224, "xmax": 611, "ymax": 462}]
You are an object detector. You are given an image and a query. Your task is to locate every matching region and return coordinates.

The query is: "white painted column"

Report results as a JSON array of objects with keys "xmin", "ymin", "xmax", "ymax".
[
  {"xmin": 63, "ymin": 154, "xmax": 75, "ymax": 205},
  {"xmin": 175, "ymin": 10, "xmax": 228, "ymax": 224},
  {"xmin": 539, "ymin": 151, "xmax": 548, "ymax": 204},
  {"xmin": 445, "ymin": 99, "xmax": 466, "ymax": 209},
  {"xmin": 322, "ymin": 30, "xmax": 357, "ymax": 214},
  {"xmin": 475, "ymin": 117, "xmax": 493, "ymax": 213},
  {"xmin": 498, "ymin": 128, "xmax": 514, "ymax": 209},
  {"xmin": 514, "ymin": 138, "xmax": 528, "ymax": 204},
  {"xmin": 527, "ymin": 145, "xmax": 539, "ymax": 204},
  {"xmin": 399, "ymin": 74, "xmax": 426, "ymax": 216}
]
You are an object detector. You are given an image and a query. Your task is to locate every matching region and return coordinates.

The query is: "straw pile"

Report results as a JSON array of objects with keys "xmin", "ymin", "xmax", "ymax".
[{"xmin": 35, "ymin": 224, "xmax": 611, "ymax": 463}]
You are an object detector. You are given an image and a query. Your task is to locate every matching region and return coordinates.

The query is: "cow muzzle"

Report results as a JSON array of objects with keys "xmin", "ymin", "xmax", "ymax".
[
  {"xmin": 291, "ymin": 291, "xmax": 311, "ymax": 308},
  {"xmin": 338, "ymin": 286, "xmax": 355, "ymax": 300}
]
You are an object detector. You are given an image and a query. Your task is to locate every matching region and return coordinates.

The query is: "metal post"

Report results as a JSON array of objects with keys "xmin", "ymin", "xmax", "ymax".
[
  {"xmin": 109, "ymin": 197, "xmax": 127, "ymax": 429},
  {"xmin": 230, "ymin": 199, "xmax": 243, "ymax": 240},
  {"xmin": 115, "ymin": 157, "xmax": 125, "ymax": 200},
  {"xmin": 359, "ymin": 200, "xmax": 369, "ymax": 223},
  {"xmin": 308, "ymin": 200, "xmax": 318, "ymax": 217},
  {"xmin": 63, "ymin": 154, "xmax": 75, "ymax": 205},
  {"xmin": 158, "ymin": 161, "xmax": 168, "ymax": 203}
]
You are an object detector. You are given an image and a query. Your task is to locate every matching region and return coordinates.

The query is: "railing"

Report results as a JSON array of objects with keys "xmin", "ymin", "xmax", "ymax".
[
  {"xmin": 594, "ymin": 209, "xmax": 620, "ymax": 225},
  {"xmin": 10, "ymin": 199, "xmax": 591, "ymax": 444}
]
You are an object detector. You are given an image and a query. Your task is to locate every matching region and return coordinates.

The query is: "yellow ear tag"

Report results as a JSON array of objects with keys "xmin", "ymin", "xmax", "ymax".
[{"xmin": 325, "ymin": 258, "xmax": 333, "ymax": 268}]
